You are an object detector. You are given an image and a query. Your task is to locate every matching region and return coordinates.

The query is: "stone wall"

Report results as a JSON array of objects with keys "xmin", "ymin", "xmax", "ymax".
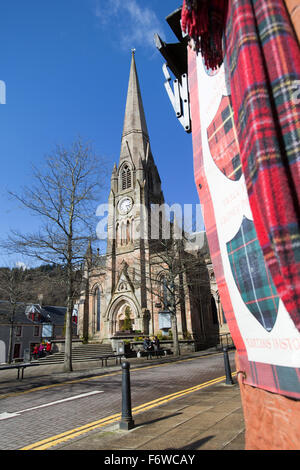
[{"xmin": 129, "ymin": 338, "xmax": 220, "ymax": 354}]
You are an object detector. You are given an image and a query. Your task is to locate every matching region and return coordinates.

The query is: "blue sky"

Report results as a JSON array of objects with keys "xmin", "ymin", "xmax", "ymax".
[{"xmin": 0, "ymin": 0, "xmax": 202, "ymax": 267}]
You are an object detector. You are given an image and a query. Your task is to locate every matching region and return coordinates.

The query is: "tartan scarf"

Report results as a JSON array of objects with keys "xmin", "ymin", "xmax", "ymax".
[
  {"xmin": 181, "ymin": 0, "xmax": 227, "ymax": 70},
  {"xmin": 182, "ymin": 0, "xmax": 300, "ymax": 331},
  {"xmin": 225, "ymin": 0, "xmax": 300, "ymax": 332}
]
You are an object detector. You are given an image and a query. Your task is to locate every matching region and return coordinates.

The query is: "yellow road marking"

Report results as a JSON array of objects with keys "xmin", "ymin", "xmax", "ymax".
[
  {"xmin": 0, "ymin": 352, "xmax": 223, "ymax": 400},
  {"xmin": 20, "ymin": 372, "xmax": 237, "ymax": 451}
]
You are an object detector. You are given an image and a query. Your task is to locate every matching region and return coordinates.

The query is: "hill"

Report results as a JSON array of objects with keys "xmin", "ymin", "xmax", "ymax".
[{"xmin": 0, "ymin": 264, "xmax": 79, "ymax": 306}]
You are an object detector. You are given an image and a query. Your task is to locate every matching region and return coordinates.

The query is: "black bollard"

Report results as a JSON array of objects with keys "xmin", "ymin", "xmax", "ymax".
[
  {"xmin": 223, "ymin": 347, "xmax": 234, "ymax": 385},
  {"xmin": 119, "ymin": 361, "xmax": 135, "ymax": 430}
]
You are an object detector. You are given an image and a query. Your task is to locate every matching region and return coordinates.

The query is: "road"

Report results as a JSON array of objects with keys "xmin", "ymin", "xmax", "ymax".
[{"xmin": 0, "ymin": 351, "xmax": 236, "ymax": 450}]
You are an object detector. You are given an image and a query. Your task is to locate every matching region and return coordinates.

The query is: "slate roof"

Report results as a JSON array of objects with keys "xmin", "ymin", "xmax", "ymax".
[{"xmin": 0, "ymin": 301, "xmax": 67, "ymax": 325}]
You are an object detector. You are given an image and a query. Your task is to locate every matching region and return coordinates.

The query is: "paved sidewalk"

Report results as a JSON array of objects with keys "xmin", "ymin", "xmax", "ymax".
[
  {"xmin": 56, "ymin": 381, "xmax": 244, "ymax": 451},
  {"xmin": 0, "ymin": 349, "xmax": 245, "ymax": 451}
]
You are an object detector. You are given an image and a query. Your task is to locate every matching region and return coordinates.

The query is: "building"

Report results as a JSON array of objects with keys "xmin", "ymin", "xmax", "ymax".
[
  {"xmin": 0, "ymin": 301, "xmax": 68, "ymax": 363},
  {"xmin": 77, "ymin": 52, "xmax": 218, "ymax": 350}
]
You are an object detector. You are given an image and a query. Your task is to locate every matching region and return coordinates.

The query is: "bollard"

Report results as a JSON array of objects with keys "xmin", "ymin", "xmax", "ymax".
[
  {"xmin": 119, "ymin": 361, "xmax": 135, "ymax": 430},
  {"xmin": 223, "ymin": 347, "xmax": 234, "ymax": 385}
]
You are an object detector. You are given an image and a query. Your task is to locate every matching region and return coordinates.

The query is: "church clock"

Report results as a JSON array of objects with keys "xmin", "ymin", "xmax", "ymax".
[{"xmin": 118, "ymin": 196, "xmax": 133, "ymax": 215}]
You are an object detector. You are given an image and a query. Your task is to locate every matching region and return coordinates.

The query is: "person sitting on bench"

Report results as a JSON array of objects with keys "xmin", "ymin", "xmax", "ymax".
[
  {"xmin": 152, "ymin": 336, "xmax": 160, "ymax": 353},
  {"xmin": 143, "ymin": 337, "xmax": 153, "ymax": 354}
]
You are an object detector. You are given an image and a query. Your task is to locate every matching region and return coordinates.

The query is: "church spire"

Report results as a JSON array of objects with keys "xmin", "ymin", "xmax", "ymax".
[
  {"xmin": 120, "ymin": 51, "xmax": 150, "ymax": 165},
  {"xmin": 122, "ymin": 50, "xmax": 149, "ymax": 140}
]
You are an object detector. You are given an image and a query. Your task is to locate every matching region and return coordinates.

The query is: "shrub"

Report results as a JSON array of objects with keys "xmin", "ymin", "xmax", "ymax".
[{"xmin": 122, "ymin": 306, "xmax": 133, "ymax": 331}]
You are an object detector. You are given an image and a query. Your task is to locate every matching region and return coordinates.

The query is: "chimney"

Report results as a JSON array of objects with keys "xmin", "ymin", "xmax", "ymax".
[{"xmin": 37, "ymin": 293, "xmax": 44, "ymax": 306}]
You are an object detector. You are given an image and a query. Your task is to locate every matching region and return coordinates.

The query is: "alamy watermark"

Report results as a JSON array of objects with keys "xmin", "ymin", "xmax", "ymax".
[
  {"xmin": 96, "ymin": 202, "xmax": 206, "ymax": 251},
  {"xmin": 0, "ymin": 80, "xmax": 6, "ymax": 104}
]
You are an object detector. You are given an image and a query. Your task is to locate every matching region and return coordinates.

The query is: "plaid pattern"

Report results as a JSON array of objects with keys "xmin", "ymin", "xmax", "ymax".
[
  {"xmin": 207, "ymin": 95, "xmax": 242, "ymax": 181},
  {"xmin": 225, "ymin": 0, "xmax": 300, "ymax": 333},
  {"xmin": 227, "ymin": 216, "xmax": 279, "ymax": 331},
  {"xmin": 188, "ymin": 47, "xmax": 248, "ymax": 356},
  {"xmin": 188, "ymin": 45, "xmax": 300, "ymax": 399}
]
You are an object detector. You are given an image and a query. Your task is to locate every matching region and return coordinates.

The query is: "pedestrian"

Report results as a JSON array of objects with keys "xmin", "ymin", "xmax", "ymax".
[
  {"xmin": 143, "ymin": 337, "xmax": 152, "ymax": 352},
  {"xmin": 38, "ymin": 343, "xmax": 45, "ymax": 358},
  {"xmin": 32, "ymin": 344, "xmax": 39, "ymax": 360},
  {"xmin": 45, "ymin": 341, "xmax": 52, "ymax": 355},
  {"xmin": 152, "ymin": 336, "xmax": 160, "ymax": 352}
]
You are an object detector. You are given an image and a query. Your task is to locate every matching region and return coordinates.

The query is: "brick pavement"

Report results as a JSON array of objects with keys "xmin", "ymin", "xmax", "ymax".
[{"xmin": 55, "ymin": 382, "xmax": 245, "ymax": 451}]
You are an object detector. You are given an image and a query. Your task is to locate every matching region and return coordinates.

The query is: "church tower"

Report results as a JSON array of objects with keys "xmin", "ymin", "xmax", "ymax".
[
  {"xmin": 77, "ymin": 52, "xmax": 217, "ymax": 348},
  {"xmin": 104, "ymin": 51, "xmax": 164, "ymax": 337}
]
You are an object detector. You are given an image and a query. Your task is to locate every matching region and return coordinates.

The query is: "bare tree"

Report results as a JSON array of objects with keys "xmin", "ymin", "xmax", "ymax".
[
  {"xmin": 1, "ymin": 138, "xmax": 108, "ymax": 371},
  {"xmin": 0, "ymin": 266, "xmax": 31, "ymax": 363},
  {"xmin": 129, "ymin": 217, "xmax": 210, "ymax": 356}
]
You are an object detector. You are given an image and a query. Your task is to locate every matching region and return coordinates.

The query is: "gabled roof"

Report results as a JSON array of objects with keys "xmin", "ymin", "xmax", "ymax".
[{"xmin": 0, "ymin": 301, "xmax": 67, "ymax": 326}]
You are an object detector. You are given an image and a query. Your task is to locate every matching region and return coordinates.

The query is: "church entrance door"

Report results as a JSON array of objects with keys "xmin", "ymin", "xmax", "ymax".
[{"xmin": 108, "ymin": 297, "xmax": 139, "ymax": 336}]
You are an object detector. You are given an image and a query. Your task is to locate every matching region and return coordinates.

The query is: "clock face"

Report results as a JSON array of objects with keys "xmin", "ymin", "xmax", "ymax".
[{"xmin": 118, "ymin": 197, "xmax": 133, "ymax": 215}]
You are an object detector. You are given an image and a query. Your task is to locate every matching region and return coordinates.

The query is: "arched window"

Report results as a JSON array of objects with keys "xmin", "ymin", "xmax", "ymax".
[
  {"xmin": 126, "ymin": 220, "xmax": 130, "ymax": 244},
  {"xmin": 159, "ymin": 274, "xmax": 169, "ymax": 309},
  {"xmin": 94, "ymin": 287, "xmax": 101, "ymax": 332},
  {"xmin": 121, "ymin": 165, "xmax": 131, "ymax": 190},
  {"xmin": 121, "ymin": 222, "xmax": 126, "ymax": 245},
  {"xmin": 211, "ymin": 296, "xmax": 218, "ymax": 325}
]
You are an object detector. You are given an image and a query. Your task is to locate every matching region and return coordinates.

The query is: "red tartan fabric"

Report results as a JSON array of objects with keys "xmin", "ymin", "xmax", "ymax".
[
  {"xmin": 186, "ymin": 0, "xmax": 300, "ymax": 398},
  {"xmin": 181, "ymin": 0, "xmax": 227, "ymax": 69},
  {"xmin": 182, "ymin": 0, "xmax": 300, "ymax": 332},
  {"xmin": 225, "ymin": 0, "xmax": 300, "ymax": 332},
  {"xmin": 188, "ymin": 40, "xmax": 300, "ymax": 400}
]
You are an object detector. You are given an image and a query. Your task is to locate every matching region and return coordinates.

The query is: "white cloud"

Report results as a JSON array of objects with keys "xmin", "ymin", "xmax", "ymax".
[{"xmin": 94, "ymin": 0, "xmax": 165, "ymax": 50}]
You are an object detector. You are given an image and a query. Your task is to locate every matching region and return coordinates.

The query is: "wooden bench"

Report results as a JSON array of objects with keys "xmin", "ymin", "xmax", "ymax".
[
  {"xmin": 0, "ymin": 362, "xmax": 40, "ymax": 380},
  {"xmin": 98, "ymin": 354, "xmax": 123, "ymax": 367}
]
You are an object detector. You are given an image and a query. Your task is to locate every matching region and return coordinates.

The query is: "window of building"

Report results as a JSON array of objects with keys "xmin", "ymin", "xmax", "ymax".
[
  {"xmin": 15, "ymin": 326, "xmax": 22, "ymax": 337},
  {"xmin": 159, "ymin": 274, "xmax": 170, "ymax": 309},
  {"xmin": 121, "ymin": 165, "xmax": 131, "ymax": 190},
  {"xmin": 126, "ymin": 220, "xmax": 130, "ymax": 244},
  {"xmin": 34, "ymin": 325, "xmax": 40, "ymax": 336},
  {"xmin": 211, "ymin": 296, "xmax": 219, "ymax": 324},
  {"xmin": 13, "ymin": 343, "xmax": 21, "ymax": 359},
  {"xmin": 94, "ymin": 287, "xmax": 101, "ymax": 332}
]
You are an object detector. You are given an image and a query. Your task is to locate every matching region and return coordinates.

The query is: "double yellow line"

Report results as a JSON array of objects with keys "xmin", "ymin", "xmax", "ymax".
[
  {"xmin": 0, "ymin": 353, "xmax": 223, "ymax": 401},
  {"xmin": 20, "ymin": 373, "xmax": 236, "ymax": 451}
]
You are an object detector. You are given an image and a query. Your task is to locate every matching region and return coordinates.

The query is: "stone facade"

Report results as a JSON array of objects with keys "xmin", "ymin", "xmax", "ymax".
[{"xmin": 77, "ymin": 53, "xmax": 218, "ymax": 348}]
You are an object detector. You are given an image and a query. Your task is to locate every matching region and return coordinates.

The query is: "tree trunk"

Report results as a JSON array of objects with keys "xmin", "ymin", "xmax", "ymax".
[
  {"xmin": 7, "ymin": 305, "xmax": 16, "ymax": 364},
  {"xmin": 7, "ymin": 321, "xmax": 14, "ymax": 364},
  {"xmin": 171, "ymin": 312, "xmax": 180, "ymax": 356},
  {"xmin": 64, "ymin": 308, "xmax": 73, "ymax": 372},
  {"xmin": 64, "ymin": 261, "xmax": 74, "ymax": 372}
]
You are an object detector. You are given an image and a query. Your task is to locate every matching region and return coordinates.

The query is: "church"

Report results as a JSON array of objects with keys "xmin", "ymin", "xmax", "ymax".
[{"xmin": 77, "ymin": 52, "xmax": 219, "ymax": 349}]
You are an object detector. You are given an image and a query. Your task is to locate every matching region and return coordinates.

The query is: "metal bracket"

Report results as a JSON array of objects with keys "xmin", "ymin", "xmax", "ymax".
[{"xmin": 162, "ymin": 63, "xmax": 191, "ymax": 133}]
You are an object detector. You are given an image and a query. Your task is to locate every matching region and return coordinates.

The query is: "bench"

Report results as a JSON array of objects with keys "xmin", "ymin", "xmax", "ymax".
[
  {"xmin": 98, "ymin": 354, "xmax": 123, "ymax": 367},
  {"xmin": 139, "ymin": 349, "xmax": 165, "ymax": 359},
  {"xmin": 0, "ymin": 362, "xmax": 40, "ymax": 380}
]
